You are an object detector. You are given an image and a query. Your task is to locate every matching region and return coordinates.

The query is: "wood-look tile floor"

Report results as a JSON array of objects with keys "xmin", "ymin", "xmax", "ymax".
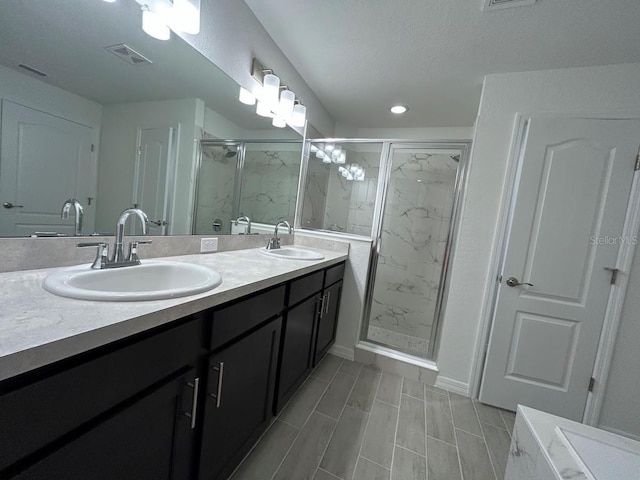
[{"xmin": 231, "ymin": 355, "xmax": 515, "ymax": 480}]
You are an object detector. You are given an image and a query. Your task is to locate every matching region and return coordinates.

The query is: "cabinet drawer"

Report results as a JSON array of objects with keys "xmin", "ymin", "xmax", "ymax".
[
  {"xmin": 289, "ymin": 270, "xmax": 323, "ymax": 306},
  {"xmin": 209, "ymin": 286, "xmax": 285, "ymax": 350},
  {"xmin": 0, "ymin": 317, "xmax": 201, "ymax": 472},
  {"xmin": 324, "ymin": 262, "xmax": 345, "ymax": 288}
]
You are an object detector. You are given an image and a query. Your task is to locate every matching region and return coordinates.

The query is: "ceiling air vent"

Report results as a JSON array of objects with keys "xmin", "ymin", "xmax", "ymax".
[
  {"xmin": 18, "ymin": 64, "xmax": 47, "ymax": 77},
  {"xmin": 105, "ymin": 44, "xmax": 152, "ymax": 65},
  {"xmin": 482, "ymin": 0, "xmax": 536, "ymax": 11}
]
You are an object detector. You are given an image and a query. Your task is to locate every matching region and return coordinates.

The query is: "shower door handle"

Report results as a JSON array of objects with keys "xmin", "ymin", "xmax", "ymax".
[{"xmin": 3, "ymin": 202, "xmax": 24, "ymax": 209}]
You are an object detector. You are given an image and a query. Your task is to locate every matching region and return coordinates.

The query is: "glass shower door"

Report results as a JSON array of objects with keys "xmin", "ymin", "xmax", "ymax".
[{"xmin": 365, "ymin": 145, "xmax": 463, "ymax": 359}]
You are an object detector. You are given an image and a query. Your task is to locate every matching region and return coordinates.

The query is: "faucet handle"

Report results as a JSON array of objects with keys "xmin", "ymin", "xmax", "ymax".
[
  {"xmin": 128, "ymin": 239, "xmax": 152, "ymax": 263},
  {"xmin": 77, "ymin": 242, "xmax": 109, "ymax": 269}
]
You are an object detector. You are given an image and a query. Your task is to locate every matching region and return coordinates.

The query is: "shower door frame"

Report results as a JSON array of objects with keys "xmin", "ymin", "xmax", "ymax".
[{"xmin": 360, "ymin": 141, "xmax": 472, "ymax": 361}]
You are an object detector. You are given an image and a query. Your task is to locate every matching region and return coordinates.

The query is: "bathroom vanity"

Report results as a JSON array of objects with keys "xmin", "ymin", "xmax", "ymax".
[
  {"xmin": 0, "ymin": 247, "xmax": 346, "ymax": 480},
  {"xmin": 505, "ymin": 405, "xmax": 640, "ymax": 480}
]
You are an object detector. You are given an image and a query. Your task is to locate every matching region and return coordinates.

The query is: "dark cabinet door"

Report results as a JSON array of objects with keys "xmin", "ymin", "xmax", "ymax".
[
  {"xmin": 276, "ymin": 294, "xmax": 320, "ymax": 412},
  {"xmin": 315, "ymin": 281, "xmax": 343, "ymax": 365},
  {"xmin": 198, "ymin": 317, "xmax": 282, "ymax": 480},
  {"xmin": 12, "ymin": 368, "xmax": 198, "ymax": 480}
]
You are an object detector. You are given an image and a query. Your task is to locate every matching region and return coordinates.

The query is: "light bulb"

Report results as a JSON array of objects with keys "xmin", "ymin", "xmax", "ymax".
[
  {"xmin": 256, "ymin": 100, "xmax": 273, "ymax": 117},
  {"xmin": 142, "ymin": 7, "xmax": 170, "ymax": 40},
  {"xmin": 334, "ymin": 147, "xmax": 342, "ymax": 156},
  {"xmin": 239, "ymin": 87, "xmax": 256, "ymax": 105},
  {"xmin": 341, "ymin": 170, "xmax": 349, "ymax": 178},
  {"xmin": 322, "ymin": 156, "xmax": 332, "ymax": 164},
  {"xmin": 325, "ymin": 144, "xmax": 335, "ymax": 152},
  {"xmin": 337, "ymin": 153, "xmax": 346, "ymax": 164},
  {"xmin": 262, "ymin": 73, "xmax": 280, "ymax": 108},
  {"xmin": 390, "ymin": 105, "xmax": 408, "ymax": 114},
  {"xmin": 171, "ymin": 0, "xmax": 200, "ymax": 34},
  {"xmin": 278, "ymin": 89, "xmax": 295, "ymax": 120},
  {"xmin": 316, "ymin": 150, "xmax": 325, "ymax": 159},
  {"xmin": 290, "ymin": 103, "xmax": 306, "ymax": 127},
  {"xmin": 251, "ymin": 83, "xmax": 263, "ymax": 101},
  {"xmin": 272, "ymin": 116, "xmax": 286, "ymax": 128},
  {"xmin": 310, "ymin": 144, "xmax": 319, "ymax": 152}
]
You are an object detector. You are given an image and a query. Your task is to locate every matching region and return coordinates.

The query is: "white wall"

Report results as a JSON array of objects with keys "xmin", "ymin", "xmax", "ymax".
[
  {"xmin": 98, "ymin": 98, "xmax": 200, "ymax": 234},
  {"xmin": 354, "ymin": 126, "xmax": 473, "ymax": 140},
  {"xmin": 180, "ymin": 0, "xmax": 334, "ymax": 137},
  {"xmin": 438, "ymin": 63, "xmax": 640, "ymax": 394}
]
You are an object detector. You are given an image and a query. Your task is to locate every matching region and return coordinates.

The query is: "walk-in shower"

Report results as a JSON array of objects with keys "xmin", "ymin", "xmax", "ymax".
[{"xmin": 299, "ymin": 140, "xmax": 469, "ymax": 360}]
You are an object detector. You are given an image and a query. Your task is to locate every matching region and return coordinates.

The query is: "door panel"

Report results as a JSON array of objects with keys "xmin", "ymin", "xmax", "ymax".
[
  {"xmin": 0, "ymin": 100, "xmax": 95, "ymax": 236},
  {"xmin": 480, "ymin": 117, "xmax": 640, "ymax": 420}
]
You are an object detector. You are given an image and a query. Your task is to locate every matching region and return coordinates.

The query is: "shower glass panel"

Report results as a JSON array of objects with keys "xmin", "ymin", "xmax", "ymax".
[
  {"xmin": 301, "ymin": 142, "xmax": 383, "ymax": 236},
  {"xmin": 365, "ymin": 145, "xmax": 463, "ymax": 359}
]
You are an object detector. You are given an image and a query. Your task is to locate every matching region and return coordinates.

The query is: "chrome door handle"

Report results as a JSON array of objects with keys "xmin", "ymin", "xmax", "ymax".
[
  {"xmin": 183, "ymin": 377, "xmax": 200, "ymax": 429},
  {"xmin": 209, "ymin": 362, "xmax": 224, "ymax": 408},
  {"xmin": 3, "ymin": 202, "xmax": 24, "ymax": 209},
  {"xmin": 318, "ymin": 294, "xmax": 326, "ymax": 318},
  {"xmin": 506, "ymin": 277, "xmax": 534, "ymax": 288}
]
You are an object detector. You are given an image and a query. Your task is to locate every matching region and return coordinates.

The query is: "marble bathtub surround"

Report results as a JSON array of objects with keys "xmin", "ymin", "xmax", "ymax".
[
  {"xmin": 0, "ymin": 246, "xmax": 347, "ymax": 381},
  {"xmin": 0, "ymin": 234, "xmax": 295, "ymax": 273},
  {"xmin": 505, "ymin": 406, "xmax": 640, "ymax": 480},
  {"xmin": 367, "ymin": 152, "xmax": 458, "ymax": 358}
]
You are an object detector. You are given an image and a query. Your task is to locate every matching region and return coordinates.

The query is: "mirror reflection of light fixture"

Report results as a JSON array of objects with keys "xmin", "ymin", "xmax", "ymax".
[
  {"xmin": 237, "ymin": 58, "xmax": 307, "ymax": 129},
  {"xmin": 311, "ymin": 143, "xmax": 361, "ymax": 178}
]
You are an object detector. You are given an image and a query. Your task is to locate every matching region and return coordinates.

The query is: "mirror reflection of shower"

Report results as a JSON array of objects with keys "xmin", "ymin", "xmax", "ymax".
[{"xmin": 193, "ymin": 140, "xmax": 302, "ymax": 235}]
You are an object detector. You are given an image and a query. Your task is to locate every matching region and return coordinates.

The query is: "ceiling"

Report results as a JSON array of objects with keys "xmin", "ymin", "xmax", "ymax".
[
  {"xmin": 244, "ymin": 0, "xmax": 640, "ymax": 128},
  {"xmin": 0, "ymin": 0, "xmax": 275, "ymax": 132}
]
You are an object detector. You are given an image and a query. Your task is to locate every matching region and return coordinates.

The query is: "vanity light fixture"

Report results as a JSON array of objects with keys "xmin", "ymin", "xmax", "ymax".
[
  {"xmin": 237, "ymin": 58, "xmax": 307, "ymax": 128},
  {"xmin": 390, "ymin": 105, "xmax": 408, "ymax": 114},
  {"xmin": 141, "ymin": 5, "xmax": 170, "ymax": 40},
  {"xmin": 132, "ymin": 0, "xmax": 201, "ymax": 40}
]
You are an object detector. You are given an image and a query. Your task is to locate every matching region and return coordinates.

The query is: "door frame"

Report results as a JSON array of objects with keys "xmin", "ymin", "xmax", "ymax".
[{"xmin": 471, "ymin": 113, "xmax": 640, "ymax": 425}]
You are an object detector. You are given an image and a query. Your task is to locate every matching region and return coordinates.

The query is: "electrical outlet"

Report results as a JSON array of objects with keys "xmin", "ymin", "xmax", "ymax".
[{"xmin": 200, "ymin": 237, "xmax": 218, "ymax": 253}]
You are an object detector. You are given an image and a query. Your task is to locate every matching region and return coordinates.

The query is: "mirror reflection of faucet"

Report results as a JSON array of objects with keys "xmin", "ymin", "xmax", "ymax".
[
  {"xmin": 61, "ymin": 198, "xmax": 84, "ymax": 236},
  {"xmin": 232, "ymin": 216, "xmax": 251, "ymax": 235}
]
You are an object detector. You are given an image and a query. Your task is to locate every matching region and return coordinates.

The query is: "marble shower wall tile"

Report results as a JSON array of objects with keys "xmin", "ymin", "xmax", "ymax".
[
  {"xmin": 369, "ymin": 153, "xmax": 458, "ymax": 357},
  {"xmin": 240, "ymin": 149, "xmax": 301, "ymax": 225},
  {"xmin": 302, "ymin": 156, "xmax": 330, "ymax": 229}
]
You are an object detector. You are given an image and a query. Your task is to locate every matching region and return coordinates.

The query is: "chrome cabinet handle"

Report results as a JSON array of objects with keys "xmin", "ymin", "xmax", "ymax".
[
  {"xmin": 184, "ymin": 377, "xmax": 200, "ymax": 429},
  {"xmin": 324, "ymin": 291, "xmax": 331, "ymax": 315},
  {"xmin": 506, "ymin": 277, "xmax": 533, "ymax": 288},
  {"xmin": 210, "ymin": 362, "xmax": 224, "ymax": 408},
  {"xmin": 318, "ymin": 294, "xmax": 326, "ymax": 318},
  {"xmin": 3, "ymin": 202, "xmax": 24, "ymax": 209}
]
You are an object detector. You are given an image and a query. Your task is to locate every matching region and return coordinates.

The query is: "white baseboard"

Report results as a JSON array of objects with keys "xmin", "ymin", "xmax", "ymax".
[
  {"xmin": 436, "ymin": 376, "xmax": 470, "ymax": 396},
  {"xmin": 329, "ymin": 344, "xmax": 354, "ymax": 361},
  {"xmin": 598, "ymin": 425, "xmax": 640, "ymax": 442}
]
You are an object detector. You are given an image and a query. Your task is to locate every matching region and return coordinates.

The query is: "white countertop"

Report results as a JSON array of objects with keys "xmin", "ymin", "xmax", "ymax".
[{"xmin": 0, "ymin": 247, "xmax": 347, "ymax": 382}]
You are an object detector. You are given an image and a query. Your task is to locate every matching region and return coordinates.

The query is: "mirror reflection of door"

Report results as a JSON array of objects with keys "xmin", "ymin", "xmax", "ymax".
[
  {"xmin": 0, "ymin": 100, "xmax": 96, "ymax": 236},
  {"xmin": 132, "ymin": 126, "xmax": 176, "ymax": 236}
]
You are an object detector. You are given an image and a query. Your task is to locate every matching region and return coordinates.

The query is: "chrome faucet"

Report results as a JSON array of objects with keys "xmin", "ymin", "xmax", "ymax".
[
  {"xmin": 112, "ymin": 208, "xmax": 150, "ymax": 263},
  {"xmin": 234, "ymin": 215, "xmax": 251, "ymax": 234},
  {"xmin": 61, "ymin": 198, "xmax": 84, "ymax": 236},
  {"xmin": 266, "ymin": 220, "xmax": 292, "ymax": 250},
  {"xmin": 77, "ymin": 208, "xmax": 152, "ymax": 269}
]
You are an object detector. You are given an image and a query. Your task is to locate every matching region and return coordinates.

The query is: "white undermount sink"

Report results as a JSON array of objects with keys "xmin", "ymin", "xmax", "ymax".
[
  {"xmin": 259, "ymin": 246, "xmax": 324, "ymax": 260},
  {"xmin": 43, "ymin": 260, "xmax": 222, "ymax": 301}
]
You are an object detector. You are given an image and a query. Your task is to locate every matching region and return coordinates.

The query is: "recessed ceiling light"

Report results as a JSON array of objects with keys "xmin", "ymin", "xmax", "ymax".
[{"xmin": 390, "ymin": 105, "xmax": 408, "ymax": 114}]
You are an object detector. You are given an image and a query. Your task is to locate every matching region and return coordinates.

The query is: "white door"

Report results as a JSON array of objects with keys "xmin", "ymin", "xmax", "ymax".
[
  {"xmin": 132, "ymin": 127, "xmax": 175, "ymax": 235},
  {"xmin": 480, "ymin": 117, "xmax": 640, "ymax": 421},
  {"xmin": 0, "ymin": 100, "xmax": 96, "ymax": 236}
]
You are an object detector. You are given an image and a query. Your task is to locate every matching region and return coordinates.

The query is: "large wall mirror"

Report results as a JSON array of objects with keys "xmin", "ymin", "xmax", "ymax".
[{"xmin": 0, "ymin": 0, "xmax": 302, "ymax": 238}]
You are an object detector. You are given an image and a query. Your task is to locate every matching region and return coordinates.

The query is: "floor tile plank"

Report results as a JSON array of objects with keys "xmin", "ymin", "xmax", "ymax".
[
  {"xmin": 353, "ymin": 457, "xmax": 390, "ymax": 480},
  {"xmin": 425, "ymin": 389, "xmax": 456, "ymax": 446},
  {"xmin": 377, "ymin": 372, "xmax": 403, "ymax": 406},
  {"xmin": 319, "ymin": 406, "xmax": 369, "ymax": 479},
  {"xmin": 347, "ymin": 369, "xmax": 381, "ymax": 413},
  {"xmin": 391, "ymin": 446, "xmax": 426, "ymax": 480},
  {"xmin": 396, "ymin": 394, "xmax": 426, "ymax": 455},
  {"xmin": 316, "ymin": 372, "xmax": 357, "ymax": 419},
  {"xmin": 456, "ymin": 428, "xmax": 496, "ymax": 480},
  {"xmin": 312, "ymin": 354, "xmax": 344, "ymax": 382},
  {"xmin": 482, "ymin": 422, "xmax": 511, "ymax": 479},
  {"xmin": 473, "ymin": 400, "xmax": 507, "ymax": 430},
  {"xmin": 426, "ymin": 436, "xmax": 462, "ymax": 480},
  {"xmin": 280, "ymin": 376, "xmax": 329, "ymax": 428},
  {"xmin": 361, "ymin": 400, "xmax": 399, "ymax": 468},
  {"xmin": 402, "ymin": 378, "xmax": 425, "ymax": 400},
  {"xmin": 449, "ymin": 392, "xmax": 483, "ymax": 437}
]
